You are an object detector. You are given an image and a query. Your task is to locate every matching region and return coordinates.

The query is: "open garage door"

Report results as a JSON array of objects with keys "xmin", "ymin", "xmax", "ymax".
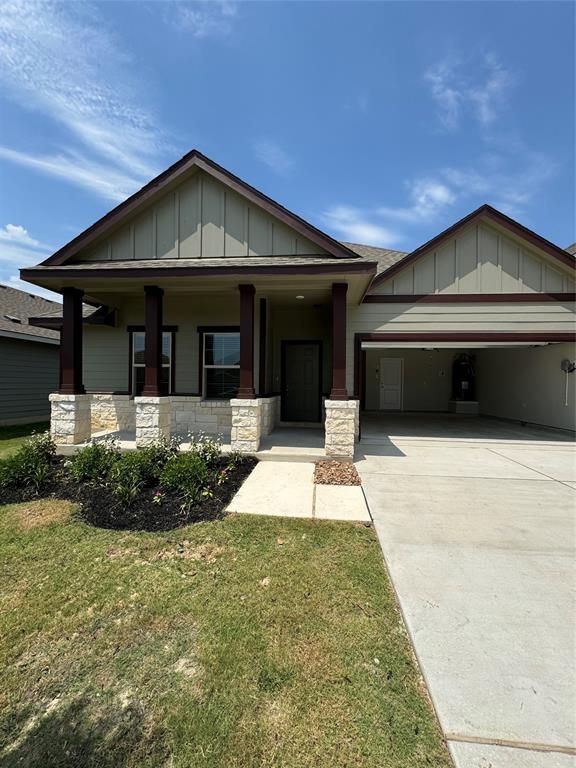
[{"xmin": 355, "ymin": 334, "xmax": 576, "ymax": 433}]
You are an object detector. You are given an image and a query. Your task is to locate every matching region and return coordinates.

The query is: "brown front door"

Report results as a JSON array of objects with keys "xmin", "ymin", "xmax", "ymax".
[{"xmin": 281, "ymin": 341, "xmax": 321, "ymax": 422}]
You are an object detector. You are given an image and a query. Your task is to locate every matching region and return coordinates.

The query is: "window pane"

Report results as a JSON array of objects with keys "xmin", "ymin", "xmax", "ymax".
[
  {"xmin": 161, "ymin": 367, "xmax": 170, "ymax": 395},
  {"xmin": 205, "ymin": 333, "xmax": 240, "ymax": 366},
  {"xmin": 133, "ymin": 332, "xmax": 145, "ymax": 365},
  {"xmin": 162, "ymin": 332, "xmax": 171, "ymax": 365},
  {"xmin": 135, "ymin": 366, "xmax": 145, "ymax": 396},
  {"xmin": 206, "ymin": 368, "xmax": 240, "ymax": 399},
  {"xmin": 134, "ymin": 366, "xmax": 169, "ymax": 396}
]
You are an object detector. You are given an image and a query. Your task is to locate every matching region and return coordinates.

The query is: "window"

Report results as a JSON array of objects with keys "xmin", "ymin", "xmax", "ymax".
[
  {"xmin": 203, "ymin": 332, "xmax": 240, "ymax": 399},
  {"xmin": 131, "ymin": 331, "xmax": 172, "ymax": 395}
]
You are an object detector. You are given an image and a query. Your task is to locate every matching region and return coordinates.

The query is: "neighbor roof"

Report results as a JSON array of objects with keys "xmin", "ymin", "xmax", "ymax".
[
  {"xmin": 566, "ymin": 242, "xmax": 576, "ymax": 255},
  {"xmin": 0, "ymin": 284, "xmax": 60, "ymax": 343}
]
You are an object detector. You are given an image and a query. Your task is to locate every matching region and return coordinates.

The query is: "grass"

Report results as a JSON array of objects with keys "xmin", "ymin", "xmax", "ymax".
[
  {"xmin": 0, "ymin": 422, "xmax": 49, "ymax": 458},
  {"xmin": 0, "ymin": 498, "xmax": 452, "ymax": 768}
]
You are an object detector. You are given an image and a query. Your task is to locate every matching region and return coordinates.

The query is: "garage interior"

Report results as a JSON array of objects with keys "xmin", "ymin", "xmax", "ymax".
[{"xmin": 360, "ymin": 341, "xmax": 576, "ymax": 441}]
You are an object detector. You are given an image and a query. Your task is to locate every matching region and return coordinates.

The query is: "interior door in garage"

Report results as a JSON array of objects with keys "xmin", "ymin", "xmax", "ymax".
[{"xmin": 379, "ymin": 357, "xmax": 403, "ymax": 410}]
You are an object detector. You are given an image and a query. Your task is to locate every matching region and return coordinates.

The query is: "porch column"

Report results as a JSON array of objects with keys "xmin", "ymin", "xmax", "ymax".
[
  {"xmin": 237, "ymin": 283, "xmax": 255, "ymax": 399},
  {"xmin": 330, "ymin": 282, "xmax": 348, "ymax": 399},
  {"xmin": 60, "ymin": 287, "xmax": 85, "ymax": 394},
  {"xmin": 142, "ymin": 285, "xmax": 163, "ymax": 396}
]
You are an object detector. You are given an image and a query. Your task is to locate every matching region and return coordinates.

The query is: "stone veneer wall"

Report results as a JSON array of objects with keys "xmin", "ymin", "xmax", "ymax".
[
  {"xmin": 261, "ymin": 395, "xmax": 281, "ymax": 436},
  {"xmin": 324, "ymin": 399, "xmax": 359, "ymax": 460},
  {"xmin": 170, "ymin": 397, "xmax": 232, "ymax": 437},
  {"xmin": 90, "ymin": 394, "xmax": 135, "ymax": 434},
  {"xmin": 50, "ymin": 393, "xmax": 91, "ymax": 445},
  {"xmin": 134, "ymin": 396, "xmax": 171, "ymax": 447}
]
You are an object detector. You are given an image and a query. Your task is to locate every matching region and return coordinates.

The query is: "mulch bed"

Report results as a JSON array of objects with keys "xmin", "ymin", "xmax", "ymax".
[
  {"xmin": 1, "ymin": 456, "xmax": 257, "ymax": 532},
  {"xmin": 314, "ymin": 460, "xmax": 361, "ymax": 486}
]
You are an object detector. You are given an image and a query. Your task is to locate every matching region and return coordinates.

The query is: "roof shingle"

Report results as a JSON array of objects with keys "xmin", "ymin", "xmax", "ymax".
[{"xmin": 0, "ymin": 284, "xmax": 60, "ymax": 342}]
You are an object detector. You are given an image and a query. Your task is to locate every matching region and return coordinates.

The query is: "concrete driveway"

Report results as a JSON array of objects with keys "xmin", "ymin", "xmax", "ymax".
[{"xmin": 356, "ymin": 425, "xmax": 576, "ymax": 768}]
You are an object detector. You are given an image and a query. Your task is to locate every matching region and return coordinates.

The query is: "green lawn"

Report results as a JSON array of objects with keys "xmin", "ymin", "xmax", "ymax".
[
  {"xmin": 0, "ymin": 422, "xmax": 50, "ymax": 458},
  {"xmin": 0, "ymin": 498, "xmax": 451, "ymax": 768}
]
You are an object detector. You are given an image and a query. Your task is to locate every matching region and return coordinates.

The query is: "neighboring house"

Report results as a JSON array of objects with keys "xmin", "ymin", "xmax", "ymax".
[
  {"xmin": 0, "ymin": 284, "xmax": 60, "ymax": 426},
  {"xmin": 22, "ymin": 150, "xmax": 576, "ymax": 456}
]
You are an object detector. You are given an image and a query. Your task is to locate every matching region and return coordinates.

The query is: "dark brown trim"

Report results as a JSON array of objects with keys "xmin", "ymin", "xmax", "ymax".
[
  {"xmin": 29, "ymin": 305, "xmax": 116, "ymax": 329},
  {"xmin": 21, "ymin": 261, "xmax": 376, "ymax": 282},
  {"xmin": 142, "ymin": 285, "xmax": 163, "ymax": 396},
  {"xmin": 128, "ymin": 326, "xmax": 176, "ymax": 396},
  {"xmin": 238, "ymin": 284, "xmax": 255, "ymax": 399},
  {"xmin": 363, "ymin": 292, "xmax": 576, "ymax": 303},
  {"xmin": 371, "ymin": 204, "xmax": 575, "ymax": 288},
  {"xmin": 330, "ymin": 282, "xmax": 348, "ymax": 399},
  {"xmin": 258, "ymin": 297, "xmax": 267, "ymax": 396},
  {"xmin": 59, "ymin": 287, "xmax": 85, "ymax": 394},
  {"xmin": 353, "ymin": 331, "xmax": 576, "ymax": 399},
  {"xmin": 280, "ymin": 340, "xmax": 323, "ymax": 422},
  {"xmin": 127, "ymin": 324, "xmax": 179, "ymax": 332},
  {"xmin": 127, "ymin": 330, "xmax": 133, "ymax": 396},
  {"xmin": 38, "ymin": 150, "xmax": 362, "ymax": 267},
  {"xmin": 196, "ymin": 325, "xmax": 240, "ymax": 397}
]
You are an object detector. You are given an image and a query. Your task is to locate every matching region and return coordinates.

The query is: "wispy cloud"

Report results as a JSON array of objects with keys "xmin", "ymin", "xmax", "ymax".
[
  {"xmin": 169, "ymin": 1, "xmax": 238, "ymax": 38},
  {"xmin": 0, "ymin": 223, "xmax": 59, "ymax": 301},
  {"xmin": 254, "ymin": 140, "xmax": 294, "ymax": 175},
  {"xmin": 321, "ymin": 206, "xmax": 401, "ymax": 247},
  {"xmin": 0, "ymin": 1, "xmax": 169, "ymax": 202},
  {"xmin": 425, "ymin": 52, "xmax": 514, "ymax": 132},
  {"xmin": 378, "ymin": 179, "xmax": 456, "ymax": 223}
]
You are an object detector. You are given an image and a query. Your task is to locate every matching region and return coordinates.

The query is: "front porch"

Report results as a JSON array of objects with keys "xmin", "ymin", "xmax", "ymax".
[{"xmin": 47, "ymin": 278, "xmax": 361, "ymax": 459}]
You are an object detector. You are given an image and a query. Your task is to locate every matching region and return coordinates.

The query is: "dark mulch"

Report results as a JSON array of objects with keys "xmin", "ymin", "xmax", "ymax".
[
  {"xmin": 314, "ymin": 460, "xmax": 361, "ymax": 486},
  {"xmin": 0, "ymin": 456, "xmax": 257, "ymax": 532}
]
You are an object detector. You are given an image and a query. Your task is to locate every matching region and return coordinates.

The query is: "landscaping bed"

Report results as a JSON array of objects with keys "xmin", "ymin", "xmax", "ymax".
[{"xmin": 0, "ymin": 432, "xmax": 256, "ymax": 531}]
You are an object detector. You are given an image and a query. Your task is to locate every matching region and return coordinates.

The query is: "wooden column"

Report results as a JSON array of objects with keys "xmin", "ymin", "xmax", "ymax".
[
  {"xmin": 237, "ymin": 284, "xmax": 256, "ymax": 399},
  {"xmin": 330, "ymin": 282, "xmax": 348, "ymax": 400},
  {"xmin": 142, "ymin": 285, "xmax": 164, "ymax": 396},
  {"xmin": 60, "ymin": 287, "xmax": 85, "ymax": 394}
]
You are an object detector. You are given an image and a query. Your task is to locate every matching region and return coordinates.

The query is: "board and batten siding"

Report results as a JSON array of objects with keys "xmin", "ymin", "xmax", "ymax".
[
  {"xmin": 372, "ymin": 222, "xmax": 575, "ymax": 295},
  {"xmin": 345, "ymin": 300, "xmax": 576, "ymax": 392},
  {"xmin": 82, "ymin": 295, "xmax": 252, "ymax": 395},
  {"xmin": 0, "ymin": 337, "xmax": 59, "ymax": 425},
  {"xmin": 78, "ymin": 172, "xmax": 326, "ymax": 262}
]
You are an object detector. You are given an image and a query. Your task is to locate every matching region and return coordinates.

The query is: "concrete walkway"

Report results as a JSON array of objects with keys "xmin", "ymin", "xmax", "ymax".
[
  {"xmin": 357, "ymin": 435, "xmax": 576, "ymax": 768},
  {"xmin": 226, "ymin": 461, "xmax": 370, "ymax": 521}
]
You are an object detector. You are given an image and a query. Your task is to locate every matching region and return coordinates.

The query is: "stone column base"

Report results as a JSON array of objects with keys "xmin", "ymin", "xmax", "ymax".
[
  {"xmin": 134, "ymin": 396, "xmax": 171, "ymax": 447},
  {"xmin": 230, "ymin": 398, "xmax": 264, "ymax": 453},
  {"xmin": 324, "ymin": 399, "xmax": 359, "ymax": 460},
  {"xmin": 50, "ymin": 393, "xmax": 92, "ymax": 445},
  {"xmin": 90, "ymin": 394, "xmax": 135, "ymax": 434}
]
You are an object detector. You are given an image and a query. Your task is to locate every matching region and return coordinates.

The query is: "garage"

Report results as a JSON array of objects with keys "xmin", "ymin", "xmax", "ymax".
[{"xmin": 354, "ymin": 335, "xmax": 576, "ymax": 440}]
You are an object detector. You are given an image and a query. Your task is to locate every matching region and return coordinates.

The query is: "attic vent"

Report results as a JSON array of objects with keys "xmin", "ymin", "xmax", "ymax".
[{"xmin": 3, "ymin": 314, "xmax": 22, "ymax": 324}]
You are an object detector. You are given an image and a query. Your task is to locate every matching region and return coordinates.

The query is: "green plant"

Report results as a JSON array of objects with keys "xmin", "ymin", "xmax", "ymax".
[
  {"xmin": 135, "ymin": 437, "xmax": 181, "ymax": 484},
  {"xmin": 69, "ymin": 439, "xmax": 119, "ymax": 485},
  {"xmin": 110, "ymin": 452, "xmax": 151, "ymax": 505},
  {"xmin": 188, "ymin": 431, "xmax": 222, "ymax": 466},
  {"xmin": 0, "ymin": 431, "xmax": 55, "ymax": 492},
  {"xmin": 159, "ymin": 453, "xmax": 208, "ymax": 511}
]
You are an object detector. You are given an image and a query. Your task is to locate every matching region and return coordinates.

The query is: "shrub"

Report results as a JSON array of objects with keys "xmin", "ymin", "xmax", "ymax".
[
  {"xmin": 0, "ymin": 432, "xmax": 56, "ymax": 493},
  {"xmin": 69, "ymin": 439, "xmax": 119, "ymax": 485},
  {"xmin": 135, "ymin": 437, "xmax": 181, "ymax": 484},
  {"xmin": 109, "ymin": 452, "xmax": 151, "ymax": 506},
  {"xmin": 159, "ymin": 453, "xmax": 208, "ymax": 511},
  {"xmin": 188, "ymin": 431, "xmax": 222, "ymax": 466}
]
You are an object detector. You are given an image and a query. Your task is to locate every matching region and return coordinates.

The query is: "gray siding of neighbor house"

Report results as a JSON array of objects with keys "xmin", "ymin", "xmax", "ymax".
[{"xmin": 0, "ymin": 337, "xmax": 59, "ymax": 425}]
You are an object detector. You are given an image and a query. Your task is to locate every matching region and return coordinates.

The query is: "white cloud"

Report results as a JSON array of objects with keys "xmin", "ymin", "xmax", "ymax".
[
  {"xmin": 170, "ymin": 1, "xmax": 238, "ymax": 38},
  {"xmin": 425, "ymin": 52, "xmax": 513, "ymax": 132},
  {"xmin": 378, "ymin": 179, "xmax": 456, "ymax": 223},
  {"xmin": 254, "ymin": 140, "xmax": 294, "ymax": 175},
  {"xmin": 0, "ymin": 223, "xmax": 59, "ymax": 301},
  {"xmin": 321, "ymin": 206, "xmax": 401, "ymax": 247},
  {"xmin": 0, "ymin": 1, "xmax": 169, "ymax": 201},
  {"xmin": 0, "ymin": 224, "xmax": 51, "ymax": 251}
]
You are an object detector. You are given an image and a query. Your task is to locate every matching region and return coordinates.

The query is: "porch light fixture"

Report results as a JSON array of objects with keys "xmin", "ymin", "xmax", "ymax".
[{"xmin": 295, "ymin": 295, "xmax": 304, "ymax": 300}]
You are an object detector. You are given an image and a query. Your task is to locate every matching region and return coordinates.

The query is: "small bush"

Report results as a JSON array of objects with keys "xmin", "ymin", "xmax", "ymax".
[
  {"xmin": 69, "ymin": 440, "xmax": 119, "ymax": 485},
  {"xmin": 188, "ymin": 432, "xmax": 222, "ymax": 466},
  {"xmin": 135, "ymin": 437, "xmax": 181, "ymax": 484},
  {"xmin": 160, "ymin": 453, "xmax": 208, "ymax": 511},
  {"xmin": 109, "ymin": 452, "xmax": 151, "ymax": 506},
  {"xmin": 0, "ymin": 432, "xmax": 55, "ymax": 493}
]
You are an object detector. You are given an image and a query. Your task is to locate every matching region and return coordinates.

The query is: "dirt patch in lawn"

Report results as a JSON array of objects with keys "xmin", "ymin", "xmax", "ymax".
[
  {"xmin": 314, "ymin": 461, "xmax": 361, "ymax": 486},
  {"xmin": 8, "ymin": 499, "xmax": 74, "ymax": 530}
]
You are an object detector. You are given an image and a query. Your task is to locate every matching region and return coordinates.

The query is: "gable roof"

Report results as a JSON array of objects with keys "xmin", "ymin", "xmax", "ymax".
[
  {"xmin": 41, "ymin": 150, "xmax": 362, "ymax": 267},
  {"xmin": 341, "ymin": 243, "xmax": 407, "ymax": 274},
  {"xmin": 566, "ymin": 242, "xmax": 576, "ymax": 255},
  {"xmin": 0, "ymin": 284, "xmax": 60, "ymax": 343},
  {"xmin": 371, "ymin": 204, "xmax": 576, "ymax": 288}
]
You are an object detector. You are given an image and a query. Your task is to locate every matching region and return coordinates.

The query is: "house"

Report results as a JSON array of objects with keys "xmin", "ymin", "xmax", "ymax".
[
  {"xmin": 22, "ymin": 150, "xmax": 576, "ymax": 457},
  {"xmin": 0, "ymin": 284, "xmax": 60, "ymax": 426}
]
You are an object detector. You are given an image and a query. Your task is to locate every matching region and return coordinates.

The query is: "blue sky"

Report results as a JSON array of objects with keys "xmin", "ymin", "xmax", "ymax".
[{"xmin": 0, "ymin": 0, "xmax": 574, "ymax": 299}]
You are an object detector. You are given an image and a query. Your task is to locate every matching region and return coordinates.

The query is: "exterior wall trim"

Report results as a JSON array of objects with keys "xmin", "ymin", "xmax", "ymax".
[{"xmin": 363, "ymin": 292, "xmax": 576, "ymax": 304}]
